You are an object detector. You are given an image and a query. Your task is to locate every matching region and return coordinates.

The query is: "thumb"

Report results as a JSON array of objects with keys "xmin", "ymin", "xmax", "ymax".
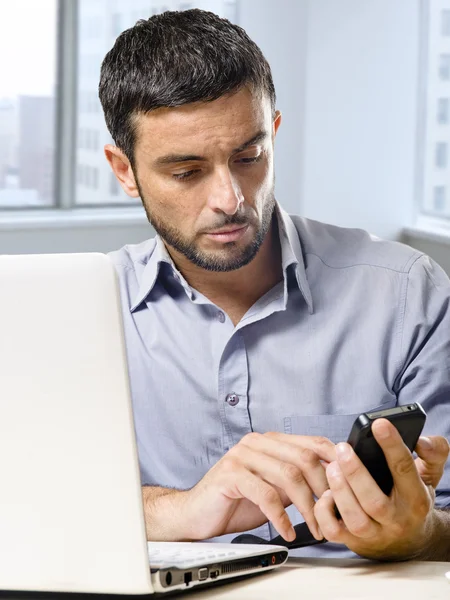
[{"xmin": 414, "ymin": 435, "xmax": 450, "ymax": 488}]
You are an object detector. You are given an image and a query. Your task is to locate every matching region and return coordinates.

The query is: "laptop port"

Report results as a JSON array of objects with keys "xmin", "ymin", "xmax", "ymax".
[
  {"xmin": 165, "ymin": 571, "xmax": 172, "ymax": 586},
  {"xmin": 261, "ymin": 558, "xmax": 269, "ymax": 567},
  {"xmin": 210, "ymin": 569, "xmax": 220, "ymax": 579},
  {"xmin": 198, "ymin": 568, "xmax": 208, "ymax": 581},
  {"xmin": 184, "ymin": 571, "xmax": 192, "ymax": 586}
]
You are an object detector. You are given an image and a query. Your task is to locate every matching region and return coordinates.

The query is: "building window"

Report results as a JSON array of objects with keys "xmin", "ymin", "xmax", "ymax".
[
  {"xmin": 439, "ymin": 54, "xmax": 450, "ymax": 80},
  {"xmin": 435, "ymin": 142, "xmax": 448, "ymax": 168},
  {"xmin": 110, "ymin": 171, "xmax": 120, "ymax": 196},
  {"xmin": 442, "ymin": 9, "xmax": 450, "ymax": 36},
  {"xmin": 437, "ymin": 98, "xmax": 449, "ymax": 124},
  {"xmin": 433, "ymin": 186, "xmax": 446, "ymax": 212}
]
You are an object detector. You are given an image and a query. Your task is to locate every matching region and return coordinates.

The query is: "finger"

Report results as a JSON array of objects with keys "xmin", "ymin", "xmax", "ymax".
[
  {"xmin": 371, "ymin": 418, "xmax": 423, "ymax": 496},
  {"xmin": 262, "ymin": 431, "xmax": 337, "ymax": 463},
  {"xmin": 326, "ymin": 461, "xmax": 380, "ymax": 539},
  {"xmin": 236, "ymin": 444, "xmax": 322, "ymax": 539},
  {"xmin": 415, "ymin": 435, "xmax": 450, "ymax": 488},
  {"xmin": 241, "ymin": 433, "xmax": 330, "ymax": 498},
  {"xmin": 314, "ymin": 489, "xmax": 348, "ymax": 544},
  {"xmin": 229, "ymin": 467, "xmax": 296, "ymax": 542},
  {"xmin": 334, "ymin": 442, "xmax": 395, "ymax": 525}
]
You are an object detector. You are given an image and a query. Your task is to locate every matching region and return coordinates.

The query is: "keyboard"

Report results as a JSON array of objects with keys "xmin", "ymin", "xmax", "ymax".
[{"xmin": 147, "ymin": 542, "xmax": 266, "ymax": 569}]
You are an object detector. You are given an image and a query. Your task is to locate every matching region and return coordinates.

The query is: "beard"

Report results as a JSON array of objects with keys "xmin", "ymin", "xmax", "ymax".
[{"xmin": 136, "ymin": 182, "xmax": 276, "ymax": 273}]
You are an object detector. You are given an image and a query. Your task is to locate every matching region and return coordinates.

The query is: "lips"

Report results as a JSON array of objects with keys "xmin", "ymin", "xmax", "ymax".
[
  {"xmin": 208, "ymin": 225, "xmax": 247, "ymax": 235},
  {"xmin": 205, "ymin": 224, "xmax": 249, "ymax": 243}
]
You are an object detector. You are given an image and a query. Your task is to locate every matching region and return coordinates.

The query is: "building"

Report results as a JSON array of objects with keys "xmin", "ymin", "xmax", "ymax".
[{"xmin": 18, "ymin": 95, "xmax": 55, "ymax": 206}]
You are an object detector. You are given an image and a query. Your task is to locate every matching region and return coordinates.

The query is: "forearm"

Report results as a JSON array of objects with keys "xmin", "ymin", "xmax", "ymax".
[
  {"xmin": 142, "ymin": 485, "xmax": 193, "ymax": 542},
  {"xmin": 414, "ymin": 508, "xmax": 450, "ymax": 561}
]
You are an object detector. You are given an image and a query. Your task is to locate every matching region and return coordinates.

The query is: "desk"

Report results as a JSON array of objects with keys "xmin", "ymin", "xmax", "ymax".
[{"xmin": 187, "ymin": 558, "xmax": 450, "ymax": 599}]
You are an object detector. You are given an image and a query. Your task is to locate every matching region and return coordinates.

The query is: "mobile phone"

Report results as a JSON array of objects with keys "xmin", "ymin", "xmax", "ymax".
[{"xmin": 346, "ymin": 403, "xmax": 427, "ymax": 496}]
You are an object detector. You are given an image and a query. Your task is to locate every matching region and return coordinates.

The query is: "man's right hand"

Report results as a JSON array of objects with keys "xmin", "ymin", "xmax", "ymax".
[{"xmin": 144, "ymin": 431, "xmax": 337, "ymax": 542}]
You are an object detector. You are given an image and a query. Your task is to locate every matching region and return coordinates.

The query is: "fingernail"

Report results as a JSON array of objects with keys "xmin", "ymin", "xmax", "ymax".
[
  {"xmin": 336, "ymin": 443, "xmax": 352, "ymax": 460},
  {"xmin": 327, "ymin": 462, "xmax": 341, "ymax": 478},
  {"xmin": 374, "ymin": 420, "xmax": 391, "ymax": 439},
  {"xmin": 322, "ymin": 489, "xmax": 332, "ymax": 498},
  {"xmin": 418, "ymin": 436, "xmax": 433, "ymax": 450}
]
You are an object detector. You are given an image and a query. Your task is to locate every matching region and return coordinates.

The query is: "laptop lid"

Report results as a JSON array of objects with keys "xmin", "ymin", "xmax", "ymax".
[{"xmin": 0, "ymin": 253, "xmax": 153, "ymax": 594}]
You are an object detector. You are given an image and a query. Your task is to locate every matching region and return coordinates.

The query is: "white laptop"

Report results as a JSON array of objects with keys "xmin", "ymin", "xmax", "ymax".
[{"xmin": 0, "ymin": 252, "xmax": 288, "ymax": 594}]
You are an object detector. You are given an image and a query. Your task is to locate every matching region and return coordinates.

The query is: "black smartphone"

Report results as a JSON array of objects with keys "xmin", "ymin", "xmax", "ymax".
[{"xmin": 346, "ymin": 403, "xmax": 427, "ymax": 496}]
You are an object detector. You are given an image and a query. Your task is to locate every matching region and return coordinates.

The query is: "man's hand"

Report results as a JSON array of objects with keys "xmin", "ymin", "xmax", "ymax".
[
  {"xmin": 145, "ymin": 431, "xmax": 336, "ymax": 542},
  {"xmin": 313, "ymin": 418, "xmax": 450, "ymax": 560}
]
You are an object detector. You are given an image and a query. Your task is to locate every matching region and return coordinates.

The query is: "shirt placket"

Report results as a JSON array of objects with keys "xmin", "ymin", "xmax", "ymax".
[{"xmin": 217, "ymin": 329, "xmax": 252, "ymax": 451}]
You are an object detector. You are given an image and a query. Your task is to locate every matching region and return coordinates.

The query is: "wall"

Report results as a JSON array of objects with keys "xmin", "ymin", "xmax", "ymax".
[
  {"xmin": 301, "ymin": 0, "xmax": 421, "ymax": 241},
  {"xmin": 239, "ymin": 0, "xmax": 308, "ymax": 215}
]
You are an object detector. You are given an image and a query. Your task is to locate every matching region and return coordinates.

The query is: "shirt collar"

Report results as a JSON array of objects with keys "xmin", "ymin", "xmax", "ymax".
[
  {"xmin": 130, "ymin": 202, "xmax": 313, "ymax": 314},
  {"xmin": 130, "ymin": 236, "xmax": 193, "ymax": 311},
  {"xmin": 276, "ymin": 203, "xmax": 313, "ymax": 314}
]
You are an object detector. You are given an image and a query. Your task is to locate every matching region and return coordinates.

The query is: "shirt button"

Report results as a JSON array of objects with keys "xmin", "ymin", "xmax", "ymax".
[
  {"xmin": 217, "ymin": 310, "xmax": 226, "ymax": 323},
  {"xmin": 226, "ymin": 393, "xmax": 239, "ymax": 406}
]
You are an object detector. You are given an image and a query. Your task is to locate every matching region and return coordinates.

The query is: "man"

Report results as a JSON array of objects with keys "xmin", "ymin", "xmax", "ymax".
[{"xmin": 99, "ymin": 9, "xmax": 450, "ymax": 560}]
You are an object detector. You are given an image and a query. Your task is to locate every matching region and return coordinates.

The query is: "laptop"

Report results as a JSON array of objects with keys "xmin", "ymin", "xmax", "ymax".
[{"xmin": 0, "ymin": 252, "xmax": 288, "ymax": 594}]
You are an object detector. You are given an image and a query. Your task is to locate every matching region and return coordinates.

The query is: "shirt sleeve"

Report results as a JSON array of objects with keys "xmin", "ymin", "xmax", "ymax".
[{"xmin": 393, "ymin": 254, "xmax": 450, "ymax": 508}]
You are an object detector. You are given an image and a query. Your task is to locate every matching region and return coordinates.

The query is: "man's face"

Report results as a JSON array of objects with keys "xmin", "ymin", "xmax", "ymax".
[{"xmin": 131, "ymin": 87, "xmax": 281, "ymax": 272}]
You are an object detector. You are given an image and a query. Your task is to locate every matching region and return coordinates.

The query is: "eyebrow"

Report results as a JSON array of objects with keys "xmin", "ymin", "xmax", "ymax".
[{"xmin": 153, "ymin": 130, "xmax": 268, "ymax": 166}]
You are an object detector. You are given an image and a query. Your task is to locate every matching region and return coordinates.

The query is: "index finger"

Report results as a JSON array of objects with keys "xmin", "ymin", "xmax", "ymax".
[
  {"xmin": 264, "ymin": 431, "xmax": 337, "ymax": 463},
  {"xmin": 371, "ymin": 418, "xmax": 423, "ymax": 495}
]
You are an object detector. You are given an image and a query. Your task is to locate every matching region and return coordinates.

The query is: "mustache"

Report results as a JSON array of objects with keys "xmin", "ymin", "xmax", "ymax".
[{"xmin": 203, "ymin": 214, "xmax": 249, "ymax": 232}]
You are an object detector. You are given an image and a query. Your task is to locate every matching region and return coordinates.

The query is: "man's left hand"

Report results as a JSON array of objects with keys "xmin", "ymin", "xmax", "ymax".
[{"xmin": 314, "ymin": 418, "xmax": 450, "ymax": 560}]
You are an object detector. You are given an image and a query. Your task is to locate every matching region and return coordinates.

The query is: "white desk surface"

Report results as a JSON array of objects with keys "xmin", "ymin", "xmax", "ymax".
[{"xmin": 187, "ymin": 557, "xmax": 450, "ymax": 599}]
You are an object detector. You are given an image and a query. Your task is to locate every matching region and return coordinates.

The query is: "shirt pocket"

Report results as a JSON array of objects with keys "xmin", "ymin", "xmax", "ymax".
[
  {"xmin": 284, "ymin": 400, "xmax": 398, "ymax": 444},
  {"xmin": 284, "ymin": 414, "xmax": 360, "ymax": 444}
]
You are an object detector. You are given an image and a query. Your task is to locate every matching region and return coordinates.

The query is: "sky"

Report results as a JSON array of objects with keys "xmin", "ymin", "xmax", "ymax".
[{"xmin": 0, "ymin": 0, "xmax": 57, "ymax": 98}]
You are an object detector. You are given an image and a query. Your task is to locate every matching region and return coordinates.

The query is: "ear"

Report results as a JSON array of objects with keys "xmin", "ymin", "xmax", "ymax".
[
  {"xmin": 273, "ymin": 110, "xmax": 282, "ymax": 138},
  {"xmin": 104, "ymin": 145, "xmax": 140, "ymax": 198}
]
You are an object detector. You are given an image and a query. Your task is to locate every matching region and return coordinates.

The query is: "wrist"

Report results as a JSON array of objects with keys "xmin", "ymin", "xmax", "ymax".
[
  {"xmin": 142, "ymin": 486, "xmax": 194, "ymax": 541},
  {"xmin": 412, "ymin": 507, "xmax": 448, "ymax": 561}
]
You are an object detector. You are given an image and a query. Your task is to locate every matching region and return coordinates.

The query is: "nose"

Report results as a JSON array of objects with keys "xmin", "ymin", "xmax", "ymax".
[{"xmin": 207, "ymin": 168, "xmax": 244, "ymax": 215}]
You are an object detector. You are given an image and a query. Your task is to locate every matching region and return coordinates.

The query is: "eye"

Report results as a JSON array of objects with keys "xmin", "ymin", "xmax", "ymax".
[
  {"xmin": 172, "ymin": 170, "xmax": 199, "ymax": 181},
  {"xmin": 236, "ymin": 154, "xmax": 263, "ymax": 165}
]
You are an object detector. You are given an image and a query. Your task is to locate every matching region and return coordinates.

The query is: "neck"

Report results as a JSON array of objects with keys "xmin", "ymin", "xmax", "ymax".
[{"xmin": 165, "ymin": 219, "xmax": 283, "ymax": 323}]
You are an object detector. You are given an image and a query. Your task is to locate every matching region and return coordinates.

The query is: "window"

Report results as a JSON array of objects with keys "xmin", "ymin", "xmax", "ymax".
[
  {"xmin": 437, "ymin": 98, "xmax": 449, "ymax": 123},
  {"xmin": 439, "ymin": 54, "xmax": 450, "ymax": 80},
  {"xmin": 421, "ymin": 2, "xmax": 450, "ymax": 218},
  {"xmin": 0, "ymin": 1, "xmax": 240, "ymax": 212},
  {"xmin": 0, "ymin": 0, "xmax": 57, "ymax": 207},
  {"xmin": 434, "ymin": 186, "xmax": 446, "ymax": 212},
  {"xmin": 435, "ymin": 142, "xmax": 448, "ymax": 168},
  {"xmin": 110, "ymin": 171, "xmax": 120, "ymax": 196},
  {"xmin": 442, "ymin": 9, "xmax": 450, "ymax": 36}
]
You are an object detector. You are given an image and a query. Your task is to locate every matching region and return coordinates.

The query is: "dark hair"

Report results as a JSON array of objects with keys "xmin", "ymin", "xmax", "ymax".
[{"xmin": 99, "ymin": 9, "xmax": 276, "ymax": 164}]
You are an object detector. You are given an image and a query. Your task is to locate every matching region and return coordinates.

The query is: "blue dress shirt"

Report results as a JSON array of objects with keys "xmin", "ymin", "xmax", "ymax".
[{"xmin": 109, "ymin": 204, "xmax": 450, "ymax": 558}]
